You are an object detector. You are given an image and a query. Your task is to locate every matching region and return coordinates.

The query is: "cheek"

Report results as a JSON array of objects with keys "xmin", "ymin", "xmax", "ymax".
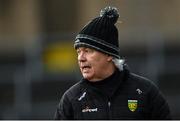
[
  {"xmin": 91, "ymin": 59, "xmax": 106, "ymax": 71},
  {"xmin": 88, "ymin": 54, "xmax": 108, "ymax": 70}
]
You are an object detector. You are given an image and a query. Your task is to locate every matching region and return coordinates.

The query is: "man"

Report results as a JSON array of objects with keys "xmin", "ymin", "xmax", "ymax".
[{"xmin": 54, "ymin": 6, "xmax": 171, "ymax": 119}]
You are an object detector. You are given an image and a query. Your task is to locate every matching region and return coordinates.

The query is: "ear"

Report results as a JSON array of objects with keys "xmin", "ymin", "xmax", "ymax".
[{"xmin": 107, "ymin": 55, "xmax": 113, "ymax": 62}]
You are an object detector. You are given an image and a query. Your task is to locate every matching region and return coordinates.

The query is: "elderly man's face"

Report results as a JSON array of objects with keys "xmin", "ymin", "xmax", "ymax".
[{"xmin": 76, "ymin": 47, "xmax": 113, "ymax": 82}]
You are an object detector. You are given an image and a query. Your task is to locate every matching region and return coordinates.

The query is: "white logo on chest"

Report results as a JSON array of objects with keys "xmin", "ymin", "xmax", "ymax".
[
  {"xmin": 78, "ymin": 92, "xmax": 86, "ymax": 101},
  {"xmin": 136, "ymin": 88, "xmax": 142, "ymax": 94},
  {"xmin": 82, "ymin": 106, "xmax": 98, "ymax": 113}
]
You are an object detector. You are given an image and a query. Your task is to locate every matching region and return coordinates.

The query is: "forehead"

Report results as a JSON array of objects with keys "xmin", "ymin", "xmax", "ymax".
[
  {"xmin": 76, "ymin": 46, "xmax": 95, "ymax": 51},
  {"xmin": 76, "ymin": 46, "xmax": 108, "ymax": 56}
]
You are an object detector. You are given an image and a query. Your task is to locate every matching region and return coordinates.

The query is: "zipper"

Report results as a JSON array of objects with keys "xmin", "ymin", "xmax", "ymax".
[{"xmin": 107, "ymin": 101, "xmax": 111, "ymax": 119}]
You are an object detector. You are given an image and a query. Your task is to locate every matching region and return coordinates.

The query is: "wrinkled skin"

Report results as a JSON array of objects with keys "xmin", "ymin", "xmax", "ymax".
[{"xmin": 76, "ymin": 47, "xmax": 115, "ymax": 82}]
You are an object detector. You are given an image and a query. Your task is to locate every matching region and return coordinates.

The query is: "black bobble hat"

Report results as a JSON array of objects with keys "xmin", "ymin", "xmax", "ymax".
[{"xmin": 74, "ymin": 6, "xmax": 120, "ymax": 59}]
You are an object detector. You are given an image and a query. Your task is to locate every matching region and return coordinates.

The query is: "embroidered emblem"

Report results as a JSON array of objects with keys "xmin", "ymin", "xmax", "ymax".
[
  {"xmin": 82, "ymin": 106, "xmax": 98, "ymax": 113},
  {"xmin": 78, "ymin": 92, "xmax": 86, "ymax": 101},
  {"xmin": 136, "ymin": 88, "xmax": 142, "ymax": 94},
  {"xmin": 128, "ymin": 100, "xmax": 138, "ymax": 112}
]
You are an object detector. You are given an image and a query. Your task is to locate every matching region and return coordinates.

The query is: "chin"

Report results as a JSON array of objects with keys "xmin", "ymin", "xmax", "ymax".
[{"xmin": 82, "ymin": 74, "xmax": 93, "ymax": 80}]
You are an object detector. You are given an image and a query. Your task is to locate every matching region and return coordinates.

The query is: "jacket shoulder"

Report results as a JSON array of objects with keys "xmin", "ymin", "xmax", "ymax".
[
  {"xmin": 127, "ymin": 72, "xmax": 158, "ymax": 93},
  {"xmin": 62, "ymin": 80, "xmax": 85, "ymax": 101}
]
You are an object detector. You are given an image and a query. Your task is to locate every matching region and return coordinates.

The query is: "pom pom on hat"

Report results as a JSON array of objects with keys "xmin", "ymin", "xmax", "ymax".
[
  {"xmin": 74, "ymin": 6, "xmax": 120, "ymax": 59},
  {"xmin": 100, "ymin": 6, "xmax": 119, "ymax": 24}
]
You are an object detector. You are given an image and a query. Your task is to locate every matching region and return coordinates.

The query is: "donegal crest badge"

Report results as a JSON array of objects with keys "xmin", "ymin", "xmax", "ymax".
[{"xmin": 128, "ymin": 100, "xmax": 138, "ymax": 112}]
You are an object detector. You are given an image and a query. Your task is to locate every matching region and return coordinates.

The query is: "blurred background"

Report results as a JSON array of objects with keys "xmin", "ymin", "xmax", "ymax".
[{"xmin": 0, "ymin": 0, "xmax": 180, "ymax": 119}]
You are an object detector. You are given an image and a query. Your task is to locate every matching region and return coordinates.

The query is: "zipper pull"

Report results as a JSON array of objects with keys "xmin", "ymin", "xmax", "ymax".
[
  {"xmin": 107, "ymin": 101, "xmax": 111, "ymax": 119},
  {"xmin": 108, "ymin": 101, "xmax": 111, "ymax": 107}
]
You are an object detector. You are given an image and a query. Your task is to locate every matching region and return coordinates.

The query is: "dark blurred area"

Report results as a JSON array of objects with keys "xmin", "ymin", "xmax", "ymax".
[{"xmin": 0, "ymin": 0, "xmax": 180, "ymax": 119}]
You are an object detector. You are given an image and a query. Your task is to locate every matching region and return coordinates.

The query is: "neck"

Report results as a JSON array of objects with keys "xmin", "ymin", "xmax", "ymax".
[{"xmin": 103, "ymin": 63, "xmax": 116, "ymax": 79}]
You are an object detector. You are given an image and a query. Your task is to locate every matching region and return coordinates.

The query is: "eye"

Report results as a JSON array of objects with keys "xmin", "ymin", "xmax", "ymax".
[
  {"xmin": 85, "ymin": 49, "xmax": 89, "ymax": 53},
  {"xmin": 85, "ymin": 48, "xmax": 93, "ymax": 53}
]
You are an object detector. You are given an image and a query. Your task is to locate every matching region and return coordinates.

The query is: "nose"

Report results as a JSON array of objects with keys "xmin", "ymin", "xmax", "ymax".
[{"xmin": 78, "ymin": 51, "xmax": 86, "ymax": 62}]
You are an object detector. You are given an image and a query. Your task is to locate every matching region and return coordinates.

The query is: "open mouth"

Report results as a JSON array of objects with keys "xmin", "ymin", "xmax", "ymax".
[{"xmin": 82, "ymin": 65, "xmax": 91, "ymax": 70}]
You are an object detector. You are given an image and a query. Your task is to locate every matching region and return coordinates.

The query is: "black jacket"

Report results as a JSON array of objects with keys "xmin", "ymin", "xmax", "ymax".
[{"xmin": 54, "ymin": 68, "xmax": 171, "ymax": 120}]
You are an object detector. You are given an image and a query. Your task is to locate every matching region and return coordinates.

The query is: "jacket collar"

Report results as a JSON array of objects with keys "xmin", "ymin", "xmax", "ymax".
[{"xmin": 82, "ymin": 67, "xmax": 129, "ymax": 99}]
